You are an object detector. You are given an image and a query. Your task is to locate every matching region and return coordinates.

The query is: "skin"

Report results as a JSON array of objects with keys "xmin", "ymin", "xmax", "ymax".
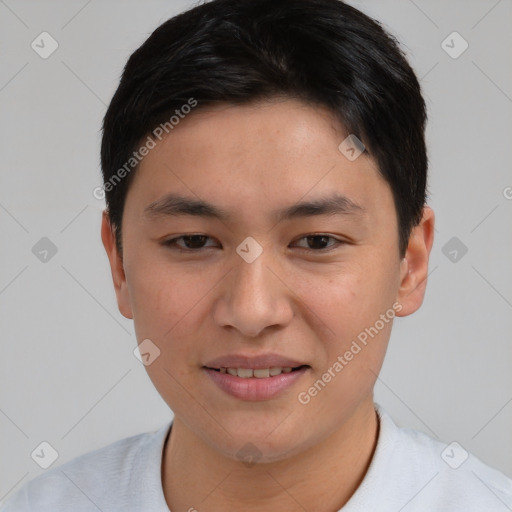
[{"xmin": 101, "ymin": 97, "xmax": 434, "ymax": 511}]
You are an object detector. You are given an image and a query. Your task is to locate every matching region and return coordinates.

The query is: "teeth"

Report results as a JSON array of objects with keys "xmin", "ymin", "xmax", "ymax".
[
  {"xmin": 219, "ymin": 367, "xmax": 299, "ymax": 378},
  {"xmin": 237, "ymin": 368, "xmax": 253, "ymax": 378}
]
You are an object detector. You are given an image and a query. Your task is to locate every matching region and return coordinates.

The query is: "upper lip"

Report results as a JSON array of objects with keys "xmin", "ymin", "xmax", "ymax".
[{"xmin": 203, "ymin": 353, "xmax": 308, "ymax": 370}]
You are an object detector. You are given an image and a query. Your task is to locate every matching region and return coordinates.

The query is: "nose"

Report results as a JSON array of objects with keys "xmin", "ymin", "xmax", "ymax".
[{"xmin": 212, "ymin": 250, "xmax": 294, "ymax": 339}]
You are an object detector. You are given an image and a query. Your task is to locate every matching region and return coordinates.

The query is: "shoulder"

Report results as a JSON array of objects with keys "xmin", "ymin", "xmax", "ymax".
[
  {"xmin": 371, "ymin": 405, "xmax": 512, "ymax": 511},
  {"xmin": 0, "ymin": 423, "xmax": 172, "ymax": 512}
]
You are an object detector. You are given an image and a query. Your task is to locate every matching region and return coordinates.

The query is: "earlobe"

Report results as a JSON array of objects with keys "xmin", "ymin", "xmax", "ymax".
[
  {"xmin": 100, "ymin": 210, "xmax": 134, "ymax": 320},
  {"xmin": 396, "ymin": 206, "xmax": 435, "ymax": 317}
]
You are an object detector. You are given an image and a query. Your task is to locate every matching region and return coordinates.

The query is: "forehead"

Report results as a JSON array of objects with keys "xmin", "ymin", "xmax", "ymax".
[{"xmin": 125, "ymin": 98, "xmax": 393, "ymax": 224}]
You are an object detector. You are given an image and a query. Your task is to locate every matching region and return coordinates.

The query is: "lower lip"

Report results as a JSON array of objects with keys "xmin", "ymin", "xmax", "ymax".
[{"xmin": 203, "ymin": 367, "xmax": 309, "ymax": 401}]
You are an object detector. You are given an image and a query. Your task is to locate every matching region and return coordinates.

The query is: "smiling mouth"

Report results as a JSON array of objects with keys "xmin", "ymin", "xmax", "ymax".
[{"xmin": 204, "ymin": 365, "xmax": 309, "ymax": 378}]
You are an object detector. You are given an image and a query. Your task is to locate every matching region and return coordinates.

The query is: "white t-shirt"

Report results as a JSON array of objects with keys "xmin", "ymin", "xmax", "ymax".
[{"xmin": 2, "ymin": 404, "xmax": 511, "ymax": 511}]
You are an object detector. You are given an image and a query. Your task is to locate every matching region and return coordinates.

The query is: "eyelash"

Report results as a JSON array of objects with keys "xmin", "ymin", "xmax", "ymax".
[{"xmin": 162, "ymin": 234, "xmax": 346, "ymax": 254}]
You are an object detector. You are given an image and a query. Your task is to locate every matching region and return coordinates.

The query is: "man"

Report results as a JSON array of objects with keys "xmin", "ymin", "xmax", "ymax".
[{"xmin": 3, "ymin": 0, "xmax": 511, "ymax": 510}]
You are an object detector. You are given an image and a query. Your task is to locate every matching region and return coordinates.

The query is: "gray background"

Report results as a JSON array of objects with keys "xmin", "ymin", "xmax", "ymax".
[{"xmin": 1, "ymin": 0, "xmax": 511, "ymax": 501}]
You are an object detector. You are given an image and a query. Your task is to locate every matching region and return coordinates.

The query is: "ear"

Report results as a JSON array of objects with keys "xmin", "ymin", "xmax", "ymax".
[
  {"xmin": 396, "ymin": 206, "xmax": 435, "ymax": 317},
  {"xmin": 100, "ymin": 210, "xmax": 133, "ymax": 319}
]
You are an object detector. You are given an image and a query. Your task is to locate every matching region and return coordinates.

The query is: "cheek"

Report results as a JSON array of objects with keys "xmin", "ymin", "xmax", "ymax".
[
  {"xmin": 295, "ymin": 256, "xmax": 400, "ymax": 401},
  {"xmin": 296, "ymin": 259, "xmax": 397, "ymax": 341},
  {"xmin": 127, "ymin": 262, "xmax": 213, "ymax": 406},
  {"xmin": 126, "ymin": 255, "xmax": 215, "ymax": 343}
]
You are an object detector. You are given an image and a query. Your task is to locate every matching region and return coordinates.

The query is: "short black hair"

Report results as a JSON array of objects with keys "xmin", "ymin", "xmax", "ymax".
[{"xmin": 100, "ymin": 0, "xmax": 428, "ymax": 258}]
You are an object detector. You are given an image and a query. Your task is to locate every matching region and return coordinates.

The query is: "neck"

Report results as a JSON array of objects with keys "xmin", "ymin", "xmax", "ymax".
[{"xmin": 162, "ymin": 397, "xmax": 379, "ymax": 512}]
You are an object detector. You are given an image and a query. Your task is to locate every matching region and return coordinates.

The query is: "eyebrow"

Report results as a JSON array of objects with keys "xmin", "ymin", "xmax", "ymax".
[{"xmin": 143, "ymin": 192, "xmax": 365, "ymax": 223}]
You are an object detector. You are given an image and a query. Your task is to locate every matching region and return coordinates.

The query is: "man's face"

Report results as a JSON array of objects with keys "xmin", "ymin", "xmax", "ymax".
[{"xmin": 103, "ymin": 98, "xmax": 428, "ymax": 461}]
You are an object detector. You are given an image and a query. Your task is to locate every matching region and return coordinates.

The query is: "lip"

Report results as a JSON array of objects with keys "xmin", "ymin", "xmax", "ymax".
[
  {"xmin": 203, "ymin": 366, "xmax": 309, "ymax": 401},
  {"xmin": 203, "ymin": 353, "xmax": 306, "ymax": 370}
]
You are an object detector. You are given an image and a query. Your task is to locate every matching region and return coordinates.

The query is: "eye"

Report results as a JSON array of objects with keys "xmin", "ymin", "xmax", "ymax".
[
  {"xmin": 292, "ymin": 234, "xmax": 345, "ymax": 252},
  {"xmin": 163, "ymin": 234, "xmax": 219, "ymax": 252},
  {"xmin": 162, "ymin": 233, "xmax": 346, "ymax": 254}
]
